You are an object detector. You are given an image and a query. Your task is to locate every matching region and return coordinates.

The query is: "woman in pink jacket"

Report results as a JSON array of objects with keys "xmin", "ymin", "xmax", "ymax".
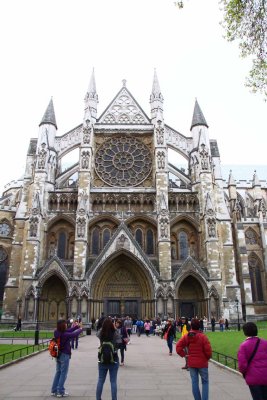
[{"xmin": 238, "ymin": 322, "xmax": 267, "ymax": 400}]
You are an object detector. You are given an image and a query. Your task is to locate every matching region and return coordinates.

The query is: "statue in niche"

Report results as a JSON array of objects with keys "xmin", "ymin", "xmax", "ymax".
[
  {"xmin": 259, "ymin": 199, "xmax": 266, "ymax": 218},
  {"xmin": 49, "ymin": 243, "xmax": 56, "ymax": 258},
  {"xmin": 207, "ymin": 218, "xmax": 216, "ymax": 238},
  {"xmin": 83, "ymin": 119, "xmax": 91, "ymax": 144},
  {"xmin": 29, "ymin": 217, "xmax": 38, "ymax": 237},
  {"xmin": 78, "ymin": 190, "xmax": 87, "ymax": 215},
  {"xmin": 77, "ymin": 217, "xmax": 86, "ymax": 238},
  {"xmin": 156, "ymin": 120, "xmax": 164, "ymax": 145},
  {"xmin": 157, "ymin": 151, "xmax": 165, "ymax": 169},
  {"xmin": 81, "ymin": 151, "xmax": 90, "ymax": 169},
  {"xmin": 160, "ymin": 217, "xmax": 168, "ymax": 238},
  {"xmin": 37, "ymin": 143, "xmax": 47, "ymax": 169},
  {"xmin": 234, "ymin": 199, "xmax": 242, "ymax": 221},
  {"xmin": 200, "ymin": 144, "xmax": 209, "ymax": 170}
]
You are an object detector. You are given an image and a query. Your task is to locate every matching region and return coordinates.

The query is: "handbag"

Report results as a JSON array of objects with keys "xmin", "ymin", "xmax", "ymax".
[
  {"xmin": 242, "ymin": 338, "xmax": 260, "ymax": 378},
  {"xmin": 123, "ymin": 337, "xmax": 130, "ymax": 345}
]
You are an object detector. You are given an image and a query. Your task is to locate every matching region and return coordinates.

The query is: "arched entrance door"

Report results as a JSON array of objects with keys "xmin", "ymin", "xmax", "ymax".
[
  {"xmin": 40, "ymin": 275, "xmax": 67, "ymax": 321},
  {"xmin": 177, "ymin": 275, "xmax": 207, "ymax": 318},
  {"xmin": 91, "ymin": 254, "xmax": 153, "ymax": 319}
]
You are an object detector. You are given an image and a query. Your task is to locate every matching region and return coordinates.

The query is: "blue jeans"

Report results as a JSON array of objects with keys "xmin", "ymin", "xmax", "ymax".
[
  {"xmin": 167, "ymin": 335, "xmax": 174, "ymax": 353},
  {"xmin": 249, "ymin": 385, "xmax": 267, "ymax": 400},
  {"xmin": 51, "ymin": 352, "xmax": 70, "ymax": 395},
  {"xmin": 96, "ymin": 362, "xmax": 119, "ymax": 400},
  {"xmin": 189, "ymin": 367, "xmax": 209, "ymax": 400}
]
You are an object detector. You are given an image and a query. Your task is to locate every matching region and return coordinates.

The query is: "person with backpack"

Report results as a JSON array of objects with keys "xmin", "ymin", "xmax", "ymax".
[
  {"xmin": 96, "ymin": 318, "xmax": 121, "ymax": 400},
  {"xmin": 238, "ymin": 322, "xmax": 267, "ymax": 400},
  {"xmin": 176, "ymin": 318, "xmax": 212, "ymax": 400},
  {"xmin": 51, "ymin": 319, "xmax": 83, "ymax": 398}
]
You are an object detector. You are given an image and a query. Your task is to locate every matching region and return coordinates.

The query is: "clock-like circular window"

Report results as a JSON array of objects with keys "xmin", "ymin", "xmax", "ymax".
[{"xmin": 95, "ymin": 137, "xmax": 152, "ymax": 187}]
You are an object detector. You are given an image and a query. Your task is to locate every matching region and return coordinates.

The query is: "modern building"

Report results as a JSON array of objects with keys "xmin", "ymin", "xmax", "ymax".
[{"xmin": 0, "ymin": 71, "xmax": 266, "ymax": 323}]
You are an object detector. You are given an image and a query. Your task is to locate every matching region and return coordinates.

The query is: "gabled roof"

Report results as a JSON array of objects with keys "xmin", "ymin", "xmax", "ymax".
[
  {"xmin": 87, "ymin": 222, "xmax": 159, "ymax": 280},
  {"xmin": 97, "ymin": 84, "xmax": 151, "ymax": 125}
]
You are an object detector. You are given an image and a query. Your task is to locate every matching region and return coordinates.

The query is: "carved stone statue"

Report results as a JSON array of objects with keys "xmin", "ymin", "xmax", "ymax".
[
  {"xmin": 157, "ymin": 151, "xmax": 165, "ymax": 169},
  {"xmin": 207, "ymin": 218, "xmax": 216, "ymax": 238},
  {"xmin": 81, "ymin": 151, "xmax": 90, "ymax": 169},
  {"xmin": 29, "ymin": 217, "xmax": 38, "ymax": 237},
  {"xmin": 83, "ymin": 119, "xmax": 91, "ymax": 144},
  {"xmin": 156, "ymin": 121, "xmax": 164, "ymax": 145},
  {"xmin": 77, "ymin": 217, "xmax": 86, "ymax": 238},
  {"xmin": 37, "ymin": 143, "xmax": 47, "ymax": 169},
  {"xmin": 160, "ymin": 217, "xmax": 168, "ymax": 238}
]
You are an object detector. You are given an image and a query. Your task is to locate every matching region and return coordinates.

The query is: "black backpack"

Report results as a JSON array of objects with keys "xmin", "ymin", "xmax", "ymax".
[{"xmin": 98, "ymin": 341, "xmax": 117, "ymax": 364}]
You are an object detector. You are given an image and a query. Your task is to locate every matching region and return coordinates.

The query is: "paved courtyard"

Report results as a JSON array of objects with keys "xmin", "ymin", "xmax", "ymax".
[{"xmin": 0, "ymin": 333, "xmax": 250, "ymax": 400}]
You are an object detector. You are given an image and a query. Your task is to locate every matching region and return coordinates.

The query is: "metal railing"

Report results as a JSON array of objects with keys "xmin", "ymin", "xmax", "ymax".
[
  {"xmin": 211, "ymin": 351, "xmax": 238, "ymax": 371},
  {"xmin": 0, "ymin": 340, "xmax": 49, "ymax": 365}
]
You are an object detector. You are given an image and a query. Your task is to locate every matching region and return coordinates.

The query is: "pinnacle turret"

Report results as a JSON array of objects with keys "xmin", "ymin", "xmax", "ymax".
[
  {"xmin": 228, "ymin": 170, "xmax": 236, "ymax": 186},
  {"xmin": 84, "ymin": 69, "xmax": 98, "ymax": 120},
  {"xmin": 150, "ymin": 69, "xmax": 164, "ymax": 119},
  {"xmin": 39, "ymin": 98, "xmax": 57, "ymax": 129},
  {"xmin": 190, "ymin": 99, "xmax": 208, "ymax": 131}
]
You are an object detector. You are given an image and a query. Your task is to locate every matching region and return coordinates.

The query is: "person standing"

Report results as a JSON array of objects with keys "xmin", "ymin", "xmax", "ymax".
[
  {"xmin": 124, "ymin": 316, "xmax": 133, "ymax": 342},
  {"xmin": 219, "ymin": 316, "xmax": 225, "ymax": 332},
  {"xmin": 71, "ymin": 319, "xmax": 80, "ymax": 350},
  {"xmin": 211, "ymin": 316, "xmax": 216, "ymax": 332},
  {"xmin": 238, "ymin": 322, "xmax": 267, "ymax": 400},
  {"xmin": 96, "ymin": 318, "xmax": 121, "ymax": 400},
  {"xmin": 203, "ymin": 317, "xmax": 208, "ymax": 332},
  {"xmin": 51, "ymin": 319, "xmax": 83, "ymax": 398},
  {"xmin": 180, "ymin": 316, "xmax": 190, "ymax": 369},
  {"xmin": 144, "ymin": 320, "xmax": 151, "ymax": 337},
  {"xmin": 115, "ymin": 319, "xmax": 128, "ymax": 366},
  {"xmin": 162, "ymin": 319, "xmax": 176, "ymax": 355},
  {"xmin": 176, "ymin": 318, "xmax": 212, "ymax": 400}
]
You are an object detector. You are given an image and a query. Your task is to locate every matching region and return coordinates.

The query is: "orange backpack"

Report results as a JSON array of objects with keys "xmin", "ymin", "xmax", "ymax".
[{"xmin": 48, "ymin": 336, "xmax": 61, "ymax": 358}]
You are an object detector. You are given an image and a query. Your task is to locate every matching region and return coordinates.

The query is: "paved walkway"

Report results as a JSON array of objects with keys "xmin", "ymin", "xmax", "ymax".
[{"xmin": 0, "ymin": 333, "xmax": 251, "ymax": 400}]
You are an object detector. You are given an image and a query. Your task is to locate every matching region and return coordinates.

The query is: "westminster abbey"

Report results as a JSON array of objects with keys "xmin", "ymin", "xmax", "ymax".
[{"xmin": 0, "ymin": 71, "xmax": 266, "ymax": 324}]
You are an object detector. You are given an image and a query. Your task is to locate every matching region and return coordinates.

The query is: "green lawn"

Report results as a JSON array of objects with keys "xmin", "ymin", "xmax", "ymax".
[
  {"xmin": 0, "ymin": 343, "xmax": 48, "ymax": 365},
  {"xmin": 0, "ymin": 330, "xmax": 52, "ymax": 338}
]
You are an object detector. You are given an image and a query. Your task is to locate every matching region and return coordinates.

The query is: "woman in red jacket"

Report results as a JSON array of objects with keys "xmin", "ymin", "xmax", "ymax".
[{"xmin": 176, "ymin": 318, "xmax": 212, "ymax": 400}]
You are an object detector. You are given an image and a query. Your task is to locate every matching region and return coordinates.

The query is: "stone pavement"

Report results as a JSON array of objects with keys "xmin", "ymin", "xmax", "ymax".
[{"xmin": 0, "ymin": 333, "xmax": 251, "ymax": 400}]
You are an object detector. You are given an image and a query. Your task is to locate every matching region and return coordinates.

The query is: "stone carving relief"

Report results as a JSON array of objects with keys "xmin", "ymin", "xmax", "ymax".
[
  {"xmin": 207, "ymin": 218, "xmax": 216, "ymax": 238},
  {"xmin": 199, "ymin": 144, "xmax": 209, "ymax": 170},
  {"xmin": 157, "ymin": 151, "xmax": 165, "ymax": 169},
  {"xmin": 83, "ymin": 120, "xmax": 91, "ymax": 144},
  {"xmin": 156, "ymin": 120, "xmax": 164, "ymax": 145},
  {"xmin": 99, "ymin": 87, "xmax": 149, "ymax": 124},
  {"xmin": 76, "ymin": 217, "xmax": 86, "ymax": 238},
  {"xmin": 37, "ymin": 143, "xmax": 47, "ymax": 169},
  {"xmin": 81, "ymin": 151, "xmax": 90, "ymax": 169},
  {"xmin": 29, "ymin": 217, "xmax": 39, "ymax": 238},
  {"xmin": 159, "ymin": 216, "xmax": 169, "ymax": 238}
]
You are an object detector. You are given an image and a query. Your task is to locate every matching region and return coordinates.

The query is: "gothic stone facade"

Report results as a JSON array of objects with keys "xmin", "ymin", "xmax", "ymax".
[{"xmin": 0, "ymin": 73, "xmax": 267, "ymax": 323}]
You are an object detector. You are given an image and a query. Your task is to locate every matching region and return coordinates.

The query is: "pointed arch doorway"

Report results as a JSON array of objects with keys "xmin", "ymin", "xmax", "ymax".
[
  {"xmin": 91, "ymin": 253, "xmax": 154, "ymax": 319},
  {"xmin": 177, "ymin": 275, "xmax": 207, "ymax": 319},
  {"xmin": 40, "ymin": 275, "xmax": 68, "ymax": 321}
]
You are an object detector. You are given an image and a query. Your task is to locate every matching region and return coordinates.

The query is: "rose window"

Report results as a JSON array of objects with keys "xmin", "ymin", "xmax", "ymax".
[{"xmin": 95, "ymin": 137, "xmax": 152, "ymax": 187}]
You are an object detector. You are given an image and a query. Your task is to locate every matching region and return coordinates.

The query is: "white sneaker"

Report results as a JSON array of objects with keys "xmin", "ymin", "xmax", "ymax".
[{"xmin": 57, "ymin": 393, "xmax": 69, "ymax": 398}]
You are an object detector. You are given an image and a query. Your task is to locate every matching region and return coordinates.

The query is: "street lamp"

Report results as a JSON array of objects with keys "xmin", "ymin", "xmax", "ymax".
[
  {"xmin": 235, "ymin": 298, "xmax": 241, "ymax": 331},
  {"xmin": 34, "ymin": 285, "xmax": 41, "ymax": 345}
]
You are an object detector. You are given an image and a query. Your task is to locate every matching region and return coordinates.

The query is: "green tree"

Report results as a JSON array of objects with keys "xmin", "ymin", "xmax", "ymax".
[{"xmin": 175, "ymin": 1, "xmax": 267, "ymax": 99}]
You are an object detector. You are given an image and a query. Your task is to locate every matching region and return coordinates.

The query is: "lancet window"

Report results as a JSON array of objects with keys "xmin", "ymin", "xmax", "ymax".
[{"xmin": 249, "ymin": 254, "xmax": 264, "ymax": 302}]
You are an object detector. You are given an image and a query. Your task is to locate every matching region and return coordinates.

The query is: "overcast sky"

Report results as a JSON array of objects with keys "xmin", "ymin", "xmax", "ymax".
[{"xmin": 0, "ymin": 0, "xmax": 266, "ymax": 194}]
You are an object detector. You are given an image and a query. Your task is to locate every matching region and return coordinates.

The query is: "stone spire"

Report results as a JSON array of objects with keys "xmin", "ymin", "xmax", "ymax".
[
  {"xmin": 252, "ymin": 170, "xmax": 260, "ymax": 187},
  {"xmin": 228, "ymin": 170, "xmax": 236, "ymax": 186},
  {"xmin": 190, "ymin": 99, "xmax": 208, "ymax": 131},
  {"xmin": 150, "ymin": 69, "xmax": 164, "ymax": 119},
  {"xmin": 84, "ymin": 68, "xmax": 98, "ymax": 121},
  {"xmin": 39, "ymin": 98, "xmax": 57, "ymax": 129}
]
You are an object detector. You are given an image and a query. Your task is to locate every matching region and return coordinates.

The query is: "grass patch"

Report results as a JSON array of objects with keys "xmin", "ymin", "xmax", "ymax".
[
  {"xmin": 0, "ymin": 330, "xmax": 52, "ymax": 339},
  {"xmin": 0, "ymin": 343, "xmax": 48, "ymax": 365}
]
